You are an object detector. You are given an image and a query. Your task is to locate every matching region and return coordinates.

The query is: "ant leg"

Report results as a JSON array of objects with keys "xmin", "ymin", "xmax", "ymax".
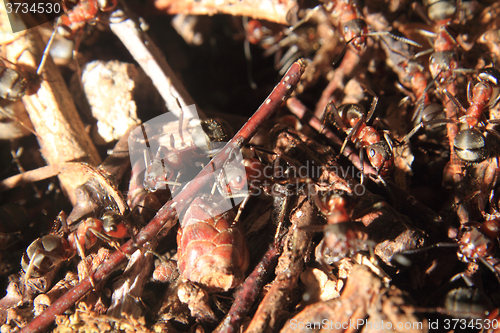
[
  {"xmin": 242, "ymin": 22, "xmax": 258, "ymax": 90},
  {"xmin": 0, "ymin": 105, "xmax": 39, "ymax": 138},
  {"xmin": 449, "ymin": 271, "xmax": 475, "ymax": 287},
  {"xmin": 375, "ymin": 174, "xmax": 398, "ymax": 209},
  {"xmin": 362, "ymin": 85, "xmax": 378, "ymax": 123},
  {"xmin": 57, "ymin": 211, "xmax": 70, "ymax": 234},
  {"xmin": 24, "ymin": 249, "xmax": 42, "ymax": 284},
  {"xmin": 413, "ymin": 48, "xmax": 434, "ymax": 60},
  {"xmin": 401, "ymin": 242, "xmax": 459, "ymax": 255},
  {"xmin": 234, "ymin": 194, "xmax": 250, "ymax": 223},
  {"xmin": 71, "ymin": 233, "xmax": 96, "ymax": 289},
  {"xmin": 442, "ymin": 88, "xmax": 467, "ymax": 114},
  {"xmin": 359, "ymin": 150, "xmax": 365, "ymax": 184},
  {"xmin": 176, "ymin": 101, "xmax": 185, "ymax": 147},
  {"xmin": 478, "ymin": 257, "xmax": 500, "ymax": 283},
  {"xmin": 89, "ymin": 228, "xmax": 130, "ymax": 260},
  {"xmin": 364, "ymin": 31, "xmax": 422, "ymax": 48}
]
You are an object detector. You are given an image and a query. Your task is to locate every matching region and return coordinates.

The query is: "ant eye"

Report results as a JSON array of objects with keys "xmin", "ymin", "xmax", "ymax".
[
  {"xmin": 369, "ymin": 149, "xmax": 376, "ymax": 157},
  {"xmin": 236, "ymin": 176, "xmax": 243, "ymax": 184}
]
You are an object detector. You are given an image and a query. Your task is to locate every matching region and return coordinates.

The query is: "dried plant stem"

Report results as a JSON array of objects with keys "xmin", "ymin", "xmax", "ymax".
[
  {"xmin": 5, "ymin": 28, "xmax": 101, "ymax": 204},
  {"xmin": 244, "ymin": 195, "xmax": 317, "ymax": 333},
  {"xmin": 109, "ymin": 5, "xmax": 200, "ymax": 119},
  {"xmin": 314, "ymin": 48, "xmax": 360, "ymax": 118},
  {"xmin": 20, "ymin": 59, "xmax": 307, "ymax": 333},
  {"xmin": 214, "ymin": 246, "xmax": 279, "ymax": 333}
]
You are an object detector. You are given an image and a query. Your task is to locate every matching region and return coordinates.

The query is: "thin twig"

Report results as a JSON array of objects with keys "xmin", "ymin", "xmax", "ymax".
[
  {"xmin": 109, "ymin": 2, "xmax": 201, "ymax": 119},
  {"xmin": 214, "ymin": 246, "xmax": 279, "ymax": 333}
]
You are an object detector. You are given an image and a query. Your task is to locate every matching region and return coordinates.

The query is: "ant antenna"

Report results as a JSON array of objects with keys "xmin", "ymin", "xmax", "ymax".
[
  {"xmin": 37, "ymin": 21, "xmax": 60, "ymax": 76},
  {"xmin": 333, "ymin": 33, "xmax": 422, "ymax": 67}
]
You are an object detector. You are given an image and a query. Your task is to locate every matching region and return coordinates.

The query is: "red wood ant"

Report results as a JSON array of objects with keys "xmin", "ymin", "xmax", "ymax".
[
  {"xmin": 413, "ymin": 287, "xmax": 493, "ymax": 320},
  {"xmin": 21, "ymin": 214, "xmax": 100, "ymax": 285},
  {"xmin": 403, "ymin": 218, "xmax": 500, "ymax": 282},
  {"xmin": 135, "ymin": 116, "xmax": 231, "ymax": 193},
  {"xmin": 404, "ymin": 67, "xmax": 500, "ymax": 164},
  {"xmin": 176, "ymin": 194, "xmax": 250, "ymax": 292},
  {"xmin": 22, "ymin": 208, "xmax": 131, "ymax": 287},
  {"xmin": 36, "ymin": 0, "xmax": 118, "ymax": 81},
  {"xmin": 299, "ymin": 187, "xmax": 386, "ymax": 274},
  {"xmin": 322, "ymin": 88, "xmax": 394, "ymax": 183},
  {"xmin": 323, "ymin": 0, "xmax": 420, "ymax": 60},
  {"xmin": 242, "ymin": 6, "xmax": 321, "ymax": 79},
  {"xmin": 57, "ymin": 0, "xmax": 118, "ymax": 39},
  {"xmin": 0, "ymin": 29, "xmax": 59, "ymax": 101}
]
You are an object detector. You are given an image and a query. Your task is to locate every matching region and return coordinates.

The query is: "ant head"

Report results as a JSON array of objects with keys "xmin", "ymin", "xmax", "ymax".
[
  {"xmin": 342, "ymin": 19, "xmax": 368, "ymax": 51},
  {"xmin": 429, "ymin": 51, "xmax": 458, "ymax": 81},
  {"xmin": 366, "ymin": 141, "xmax": 393, "ymax": 176},
  {"xmin": 454, "ymin": 128, "xmax": 489, "ymax": 164},
  {"xmin": 101, "ymin": 211, "xmax": 128, "ymax": 238},
  {"xmin": 97, "ymin": 0, "xmax": 117, "ymax": 11},
  {"xmin": 477, "ymin": 68, "xmax": 500, "ymax": 107},
  {"xmin": 143, "ymin": 159, "xmax": 175, "ymax": 192},
  {"xmin": 314, "ymin": 191, "xmax": 352, "ymax": 223}
]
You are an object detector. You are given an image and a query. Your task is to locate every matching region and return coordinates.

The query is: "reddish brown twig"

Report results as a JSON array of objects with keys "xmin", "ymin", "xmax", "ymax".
[
  {"xmin": 314, "ymin": 48, "xmax": 361, "ymax": 118},
  {"xmin": 20, "ymin": 59, "xmax": 307, "ymax": 333},
  {"xmin": 214, "ymin": 246, "xmax": 279, "ymax": 333}
]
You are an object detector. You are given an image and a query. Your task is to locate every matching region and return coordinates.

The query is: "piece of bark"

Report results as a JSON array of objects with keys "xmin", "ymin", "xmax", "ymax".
[
  {"xmin": 76, "ymin": 248, "xmax": 112, "ymax": 314},
  {"xmin": 4, "ymin": 28, "xmax": 101, "ymax": 204},
  {"xmin": 33, "ymin": 272, "xmax": 79, "ymax": 317},
  {"xmin": 243, "ymin": 194, "xmax": 317, "ymax": 333},
  {"xmin": 280, "ymin": 265, "xmax": 428, "ymax": 333},
  {"xmin": 154, "ymin": 0, "xmax": 297, "ymax": 25},
  {"xmin": 67, "ymin": 127, "xmax": 133, "ymax": 224},
  {"xmin": 77, "ymin": 61, "xmax": 141, "ymax": 144},
  {"xmin": 107, "ymin": 243, "xmax": 156, "ymax": 319}
]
